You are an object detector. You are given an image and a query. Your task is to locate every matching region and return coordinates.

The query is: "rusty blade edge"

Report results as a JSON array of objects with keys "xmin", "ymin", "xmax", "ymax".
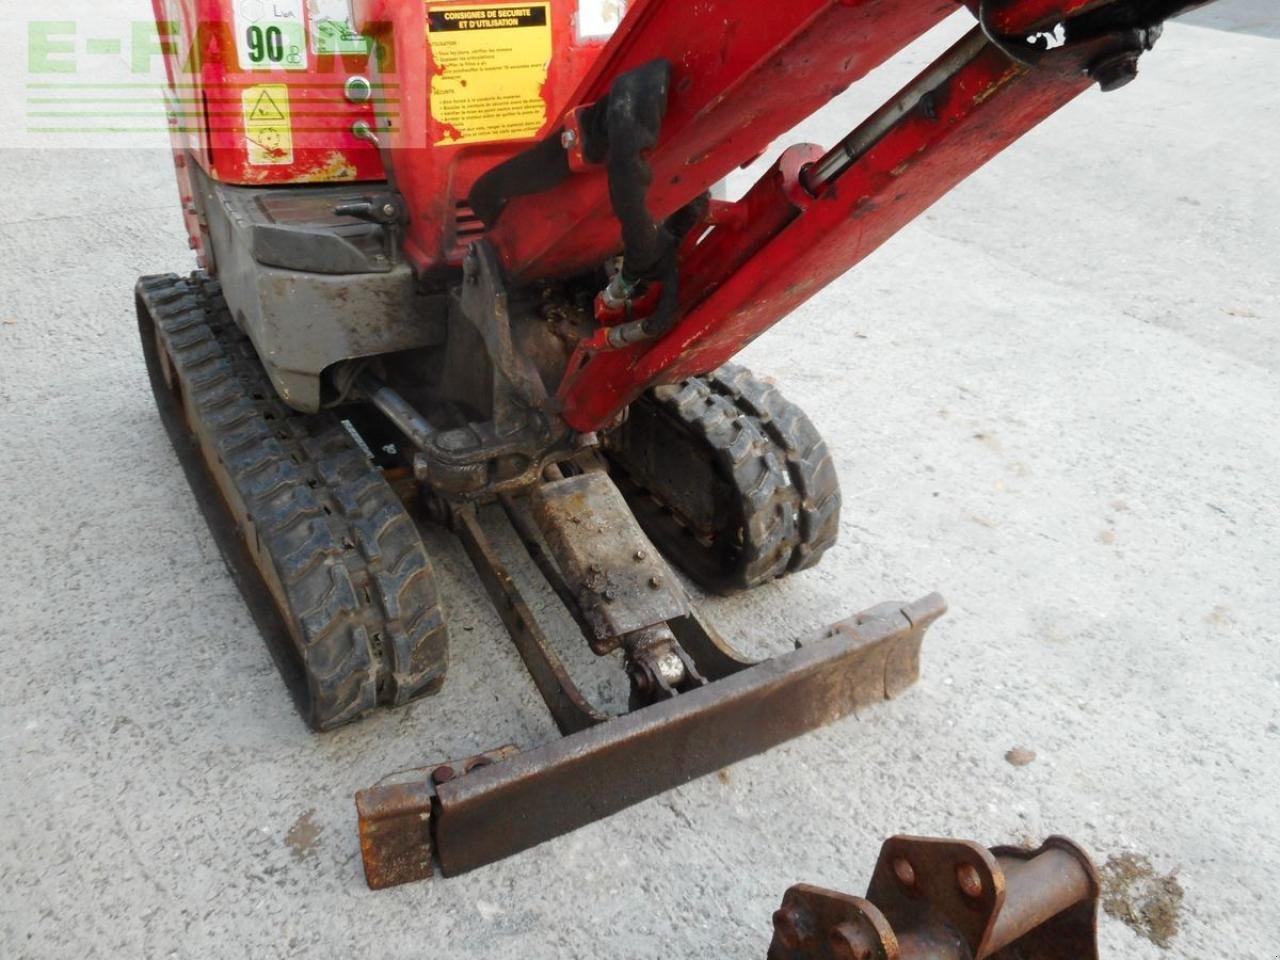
[
  {"xmin": 425, "ymin": 592, "xmax": 945, "ymax": 877},
  {"xmin": 355, "ymin": 593, "xmax": 944, "ymax": 887}
]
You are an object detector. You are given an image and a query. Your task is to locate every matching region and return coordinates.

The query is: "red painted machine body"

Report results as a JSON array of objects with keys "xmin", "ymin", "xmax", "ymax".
[
  {"xmin": 158, "ymin": 0, "xmax": 1184, "ymax": 434},
  {"xmin": 553, "ymin": 32, "xmax": 1102, "ymax": 430},
  {"xmin": 155, "ymin": 0, "xmax": 616, "ymax": 268},
  {"xmin": 349, "ymin": 0, "xmax": 957, "ymax": 277},
  {"xmin": 486, "ymin": 0, "xmax": 958, "ymax": 281},
  {"xmin": 153, "ymin": 0, "xmax": 384, "ymax": 185},
  {"xmin": 351, "ymin": 0, "xmax": 617, "ymax": 269},
  {"xmin": 153, "ymin": 0, "xmax": 388, "ymax": 260}
]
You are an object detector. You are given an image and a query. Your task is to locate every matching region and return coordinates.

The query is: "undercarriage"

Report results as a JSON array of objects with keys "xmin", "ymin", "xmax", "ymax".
[
  {"xmin": 139, "ymin": 0, "xmax": 1216, "ymax": 888},
  {"xmin": 139, "ymin": 269, "xmax": 942, "ymax": 883}
]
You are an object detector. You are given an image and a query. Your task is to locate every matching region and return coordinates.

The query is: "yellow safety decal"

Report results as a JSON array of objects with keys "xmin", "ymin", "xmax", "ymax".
[
  {"xmin": 242, "ymin": 84, "xmax": 294, "ymax": 166},
  {"xmin": 426, "ymin": 4, "xmax": 553, "ymax": 146}
]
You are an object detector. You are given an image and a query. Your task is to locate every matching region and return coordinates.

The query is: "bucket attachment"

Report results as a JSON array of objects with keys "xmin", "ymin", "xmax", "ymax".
[
  {"xmin": 769, "ymin": 836, "xmax": 1100, "ymax": 960},
  {"xmin": 357, "ymin": 470, "xmax": 945, "ymax": 887}
]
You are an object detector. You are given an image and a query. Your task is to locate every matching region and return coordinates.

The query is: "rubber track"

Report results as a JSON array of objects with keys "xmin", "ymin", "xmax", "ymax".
[
  {"xmin": 703, "ymin": 363, "xmax": 841, "ymax": 575},
  {"xmin": 138, "ymin": 273, "xmax": 447, "ymax": 730},
  {"xmin": 609, "ymin": 363, "xmax": 841, "ymax": 593}
]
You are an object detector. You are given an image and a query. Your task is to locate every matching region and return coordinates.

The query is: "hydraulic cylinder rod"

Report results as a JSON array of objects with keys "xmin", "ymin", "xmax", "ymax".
[
  {"xmin": 358, "ymin": 372, "xmax": 436, "ymax": 450},
  {"xmin": 803, "ymin": 29, "xmax": 991, "ymax": 192}
]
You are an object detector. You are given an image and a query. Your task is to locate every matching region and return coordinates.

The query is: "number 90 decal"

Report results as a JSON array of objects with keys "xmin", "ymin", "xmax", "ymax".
[
  {"xmin": 246, "ymin": 25, "xmax": 287, "ymax": 64},
  {"xmin": 234, "ymin": 0, "xmax": 308, "ymax": 71}
]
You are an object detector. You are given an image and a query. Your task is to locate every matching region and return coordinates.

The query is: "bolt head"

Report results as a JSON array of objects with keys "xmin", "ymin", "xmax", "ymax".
[
  {"xmin": 655, "ymin": 651, "xmax": 686, "ymax": 686},
  {"xmin": 382, "ymin": 202, "xmax": 397, "ymax": 217},
  {"xmin": 956, "ymin": 862, "xmax": 983, "ymax": 899},
  {"xmin": 893, "ymin": 857, "xmax": 916, "ymax": 890},
  {"xmin": 560, "ymin": 128, "xmax": 578, "ymax": 150}
]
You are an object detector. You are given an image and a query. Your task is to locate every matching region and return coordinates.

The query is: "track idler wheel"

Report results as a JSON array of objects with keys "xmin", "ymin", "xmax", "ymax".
[
  {"xmin": 605, "ymin": 363, "xmax": 841, "ymax": 594},
  {"xmin": 137, "ymin": 273, "xmax": 449, "ymax": 730}
]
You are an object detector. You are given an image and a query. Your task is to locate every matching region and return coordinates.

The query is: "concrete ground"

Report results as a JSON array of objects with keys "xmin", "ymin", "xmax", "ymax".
[{"xmin": 1, "ymin": 6, "xmax": 1277, "ymax": 960}]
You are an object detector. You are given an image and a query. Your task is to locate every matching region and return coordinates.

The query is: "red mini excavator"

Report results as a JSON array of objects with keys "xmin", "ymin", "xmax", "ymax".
[{"xmin": 140, "ymin": 0, "xmax": 1211, "ymax": 887}]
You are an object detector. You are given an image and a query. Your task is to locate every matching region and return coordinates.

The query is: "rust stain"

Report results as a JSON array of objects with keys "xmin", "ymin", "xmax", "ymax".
[
  {"xmin": 971, "ymin": 65, "xmax": 1024, "ymax": 107},
  {"xmin": 285, "ymin": 808, "xmax": 323, "ymax": 861},
  {"xmin": 239, "ymin": 166, "xmax": 274, "ymax": 184},
  {"xmin": 1101, "ymin": 852, "xmax": 1184, "ymax": 949},
  {"xmin": 299, "ymin": 151, "xmax": 359, "ymax": 183}
]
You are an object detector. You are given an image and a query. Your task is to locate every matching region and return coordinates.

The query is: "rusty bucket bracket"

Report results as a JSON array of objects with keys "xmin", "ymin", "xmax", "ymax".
[
  {"xmin": 356, "ymin": 468, "xmax": 946, "ymax": 888},
  {"xmin": 769, "ymin": 835, "xmax": 1101, "ymax": 960}
]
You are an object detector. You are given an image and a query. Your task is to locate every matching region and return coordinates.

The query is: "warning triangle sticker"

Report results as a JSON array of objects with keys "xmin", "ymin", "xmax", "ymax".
[{"xmin": 249, "ymin": 90, "xmax": 286, "ymax": 122}]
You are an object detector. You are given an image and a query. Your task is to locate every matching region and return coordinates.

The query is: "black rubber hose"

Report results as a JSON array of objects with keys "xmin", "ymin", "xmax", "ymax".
[
  {"xmin": 470, "ymin": 59, "xmax": 684, "ymax": 343},
  {"xmin": 468, "ymin": 135, "xmax": 570, "ymax": 226},
  {"xmin": 601, "ymin": 61, "xmax": 673, "ymax": 282}
]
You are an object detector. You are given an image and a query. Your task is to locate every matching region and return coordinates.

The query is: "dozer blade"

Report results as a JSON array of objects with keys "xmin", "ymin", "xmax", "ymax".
[{"xmin": 357, "ymin": 592, "xmax": 944, "ymax": 887}]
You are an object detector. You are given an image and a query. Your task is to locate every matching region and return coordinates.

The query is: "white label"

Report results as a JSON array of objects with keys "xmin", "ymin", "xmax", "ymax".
[
  {"xmin": 311, "ymin": 0, "xmax": 371, "ymax": 55},
  {"xmin": 233, "ymin": 0, "xmax": 309, "ymax": 71},
  {"xmin": 577, "ymin": 0, "xmax": 626, "ymax": 40}
]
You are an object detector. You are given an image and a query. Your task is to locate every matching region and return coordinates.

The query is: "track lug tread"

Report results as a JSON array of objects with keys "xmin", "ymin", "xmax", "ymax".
[
  {"xmin": 136, "ymin": 272, "xmax": 448, "ymax": 730},
  {"xmin": 606, "ymin": 362, "xmax": 841, "ymax": 593},
  {"xmin": 706, "ymin": 363, "xmax": 842, "ymax": 574}
]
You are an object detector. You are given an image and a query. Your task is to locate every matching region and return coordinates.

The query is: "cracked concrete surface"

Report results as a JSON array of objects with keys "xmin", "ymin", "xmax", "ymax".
[{"xmin": 1, "ymin": 6, "xmax": 1277, "ymax": 960}]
